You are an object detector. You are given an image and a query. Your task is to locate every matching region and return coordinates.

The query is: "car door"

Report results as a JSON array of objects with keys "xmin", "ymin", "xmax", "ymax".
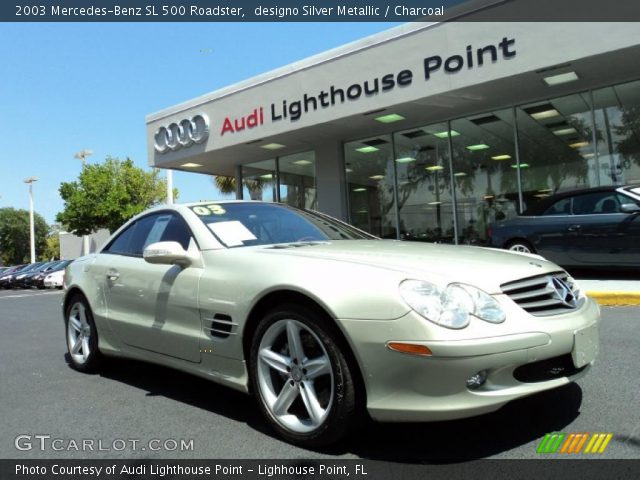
[
  {"xmin": 524, "ymin": 197, "xmax": 575, "ymax": 264},
  {"xmin": 567, "ymin": 191, "xmax": 640, "ymax": 266},
  {"xmin": 98, "ymin": 212, "xmax": 203, "ymax": 362}
]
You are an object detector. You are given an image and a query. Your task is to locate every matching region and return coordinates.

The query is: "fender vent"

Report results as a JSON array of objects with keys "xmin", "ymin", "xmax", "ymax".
[{"xmin": 204, "ymin": 313, "xmax": 237, "ymax": 339}]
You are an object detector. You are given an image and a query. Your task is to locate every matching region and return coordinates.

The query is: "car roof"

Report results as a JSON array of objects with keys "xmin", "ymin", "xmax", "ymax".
[{"xmin": 524, "ymin": 185, "xmax": 624, "ymax": 215}]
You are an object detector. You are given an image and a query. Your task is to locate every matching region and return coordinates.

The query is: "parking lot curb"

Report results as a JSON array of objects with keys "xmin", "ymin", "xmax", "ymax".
[{"xmin": 586, "ymin": 291, "xmax": 640, "ymax": 306}]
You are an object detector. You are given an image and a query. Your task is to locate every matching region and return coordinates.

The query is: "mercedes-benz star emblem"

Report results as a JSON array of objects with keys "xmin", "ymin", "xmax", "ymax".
[{"xmin": 549, "ymin": 277, "xmax": 577, "ymax": 308}]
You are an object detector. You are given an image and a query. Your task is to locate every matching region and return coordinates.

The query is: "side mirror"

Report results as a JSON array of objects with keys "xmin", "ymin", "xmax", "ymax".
[
  {"xmin": 143, "ymin": 241, "xmax": 191, "ymax": 266},
  {"xmin": 620, "ymin": 203, "xmax": 640, "ymax": 214}
]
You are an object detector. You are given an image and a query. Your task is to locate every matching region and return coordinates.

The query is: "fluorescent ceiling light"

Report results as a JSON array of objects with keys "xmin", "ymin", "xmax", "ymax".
[
  {"xmin": 511, "ymin": 163, "xmax": 530, "ymax": 169},
  {"xmin": 356, "ymin": 146, "xmax": 379, "ymax": 153},
  {"xmin": 570, "ymin": 141, "xmax": 590, "ymax": 149},
  {"xmin": 491, "ymin": 154, "xmax": 512, "ymax": 161},
  {"xmin": 534, "ymin": 193, "xmax": 550, "ymax": 198},
  {"xmin": 544, "ymin": 71, "xmax": 579, "ymax": 86},
  {"xmin": 483, "ymin": 195, "xmax": 495, "ymax": 200},
  {"xmin": 375, "ymin": 113, "xmax": 405, "ymax": 124},
  {"xmin": 353, "ymin": 187, "xmax": 367, "ymax": 192},
  {"xmin": 260, "ymin": 173, "xmax": 273, "ymax": 179},
  {"xmin": 395, "ymin": 157, "xmax": 416, "ymax": 164},
  {"xmin": 466, "ymin": 144, "xmax": 490, "ymax": 151},
  {"xmin": 293, "ymin": 159, "xmax": 312, "ymax": 166},
  {"xmin": 181, "ymin": 163, "xmax": 202, "ymax": 168},
  {"xmin": 538, "ymin": 189, "xmax": 553, "ymax": 193},
  {"xmin": 433, "ymin": 130, "xmax": 460, "ymax": 138},
  {"xmin": 581, "ymin": 153, "xmax": 595, "ymax": 159},
  {"xmin": 427, "ymin": 201, "xmax": 442, "ymax": 205},
  {"xmin": 425, "ymin": 165, "xmax": 444, "ymax": 171},
  {"xmin": 530, "ymin": 109, "xmax": 560, "ymax": 120},
  {"xmin": 553, "ymin": 127, "xmax": 578, "ymax": 136},
  {"xmin": 369, "ymin": 175, "xmax": 385, "ymax": 180},
  {"xmin": 454, "ymin": 172, "xmax": 467, "ymax": 177},
  {"xmin": 345, "ymin": 168, "xmax": 353, "ymax": 173},
  {"xmin": 260, "ymin": 143, "xmax": 285, "ymax": 150}
]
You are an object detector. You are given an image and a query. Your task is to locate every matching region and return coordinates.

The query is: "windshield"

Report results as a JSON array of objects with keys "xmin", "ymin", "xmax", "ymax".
[{"xmin": 190, "ymin": 202, "xmax": 376, "ymax": 248}]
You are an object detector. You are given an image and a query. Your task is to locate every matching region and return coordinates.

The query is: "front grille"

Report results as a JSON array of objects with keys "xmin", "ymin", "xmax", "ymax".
[
  {"xmin": 514, "ymin": 354, "xmax": 586, "ymax": 383},
  {"xmin": 501, "ymin": 271, "xmax": 580, "ymax": 316}
]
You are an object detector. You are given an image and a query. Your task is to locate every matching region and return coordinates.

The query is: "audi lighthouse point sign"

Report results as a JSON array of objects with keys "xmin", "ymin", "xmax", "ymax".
[{"xmin": 154, "ymin": 114, "xmax": 210, "ymax": 154}]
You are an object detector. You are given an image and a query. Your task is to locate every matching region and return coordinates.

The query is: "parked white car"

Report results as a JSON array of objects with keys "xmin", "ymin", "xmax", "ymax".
[{"xmin": 44, "ymin": 269, "xmax": 64, "ymax": 289}]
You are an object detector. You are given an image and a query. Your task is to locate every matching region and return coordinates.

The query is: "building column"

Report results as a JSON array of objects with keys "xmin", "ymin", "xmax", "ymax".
[{"xmin": 314, "ymin": 140, "xmax": 348, "ymax": 221}]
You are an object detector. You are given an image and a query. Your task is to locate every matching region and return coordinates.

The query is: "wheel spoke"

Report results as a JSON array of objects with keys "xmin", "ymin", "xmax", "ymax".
[
  {"xmin": 71, "ymin": 335, "xmax": 83, "ymax": 354},
  {"xmin": 77, "ymin": 303, "xmax": 87, "ymax": 326},
  {"xmin": 81, "ymin": 336, "xmax": 90, "ymax": 358},
  {"xmin": 303, "ymin": 356, "xmax": 330, "ymax": 379},
  {"xmin": 69, "ymin": 316, "xmax": 82, "ymax": 332},
  {"xmin": 259, "ymin": 348, "xmax": 291, "ymax": 374},
  {"xmin": 272, "ymin": 381, "xmax": 299, "ymax": 416},
  {"xmin": 286, "ymin": 321, "xmax": 305, "ymax": 362},
  {"xmin": 300, "ymin": 381, "xmax": 325, "ymax": 425}
]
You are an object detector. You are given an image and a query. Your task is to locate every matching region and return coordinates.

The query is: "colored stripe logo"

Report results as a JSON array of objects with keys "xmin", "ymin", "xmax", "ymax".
[{"xmin": 537, "ymin": 432, "xmax": 613, "ymax": 454}]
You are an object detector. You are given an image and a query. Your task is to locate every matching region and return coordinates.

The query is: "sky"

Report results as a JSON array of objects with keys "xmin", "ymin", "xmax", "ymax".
[{"xmin": 0, "ymin": 22, "xmax": 400, "ymax": 225}]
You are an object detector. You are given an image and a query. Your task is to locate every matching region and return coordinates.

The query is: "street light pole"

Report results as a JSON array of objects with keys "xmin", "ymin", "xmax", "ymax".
[
  {"xmin": 166, "ymin": 170, "xmax": 174, "ymax": 205},
  {"xmin": 24, "ymin": 176, "xmax": 38, "ymax": 264},
  {"xmin": 73, "ymin": 149, "xmax": 93, "ymax": 255}
]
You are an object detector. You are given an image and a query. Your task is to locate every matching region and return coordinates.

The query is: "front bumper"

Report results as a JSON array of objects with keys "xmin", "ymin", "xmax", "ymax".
[{"xmin": 338, "ymin": 296, "xmax": 600, "ymax": 422}]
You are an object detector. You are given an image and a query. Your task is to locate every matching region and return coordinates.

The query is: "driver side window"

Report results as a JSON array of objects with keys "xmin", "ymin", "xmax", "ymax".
[{"xmin": 104, "ymin": 213, "xmax": 194, "ymax": 257}]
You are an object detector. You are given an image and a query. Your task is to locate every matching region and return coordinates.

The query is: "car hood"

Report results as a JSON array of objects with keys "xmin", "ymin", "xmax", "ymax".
[{"xmin": 257, "ymin": 240, "xmax": 562, "ymax": 293}]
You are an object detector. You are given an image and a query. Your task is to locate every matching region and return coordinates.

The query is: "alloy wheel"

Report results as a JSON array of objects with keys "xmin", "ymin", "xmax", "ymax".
[
  {"xmin": 67, "ymin": 302, "xmax": 92, "ymax": 365},
  {"xmin": 256, "ymin": 319, "xmax": 334, "ymax": 433}
]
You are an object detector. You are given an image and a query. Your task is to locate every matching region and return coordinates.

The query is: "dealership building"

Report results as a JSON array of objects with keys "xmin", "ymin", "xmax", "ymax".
[{"xmin": 146, "ymin": 1, "xmax": 640, "ymax": 244}]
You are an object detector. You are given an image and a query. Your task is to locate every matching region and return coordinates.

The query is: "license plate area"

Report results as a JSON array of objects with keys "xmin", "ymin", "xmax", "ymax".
[{"xmin": 572, "ymin": 323, "xmax": 599, "ymax": 368}]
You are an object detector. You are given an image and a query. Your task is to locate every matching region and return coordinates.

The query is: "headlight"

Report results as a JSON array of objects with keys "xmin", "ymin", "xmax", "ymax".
[{"xmin": 399, "ymin": 280, "xmax": 506, "ymax": 329}]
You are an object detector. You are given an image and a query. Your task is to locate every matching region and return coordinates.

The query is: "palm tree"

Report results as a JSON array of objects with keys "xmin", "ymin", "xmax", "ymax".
[{"xmin": 212, "ymin": 175, "xmax": 264, "ymax": 200}]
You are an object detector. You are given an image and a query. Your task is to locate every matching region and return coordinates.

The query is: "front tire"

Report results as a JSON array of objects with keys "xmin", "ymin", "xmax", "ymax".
[
  {"xmin": 249, "ymin": 304, "xmax": 358, "ymax": 447},
  {"xmin": 64, "ymin": 294, "xmax": 102, "ymax": 372}
]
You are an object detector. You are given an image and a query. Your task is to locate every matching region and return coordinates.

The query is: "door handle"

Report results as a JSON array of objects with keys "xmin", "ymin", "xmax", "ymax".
[
  {"xmin": 106, "ymin": 270, "xmax": 120, "ymax": 281},
  {"xmin": 567, "ymin": 225, "xmax": 582, "ymax": 232}
]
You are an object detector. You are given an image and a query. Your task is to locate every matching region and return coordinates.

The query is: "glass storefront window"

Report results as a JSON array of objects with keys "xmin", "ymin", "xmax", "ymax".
[
  {"xmin": 592, "ymin": 80, "xmax": 640, "ymax": 187},
  {"xmin": 342, "ymin": 79, "xmax": 639, "ymax": 244},
  {"xmin": 393, "ymin": 122, "xmax": 455, "ymax": 243},
  {"xmin": 516, "ymin": 93, "xmax": 595, "ymax": 212},
  {"xmin": 450, "ymin": 110, "xmax": 518, "ymax": 244},
  {"xmin": 278, "ymin": 151, "xmax": 317, "ymax": 210},
  {"xmin": 241, "ymin": 159, "xmax": 277, "ymax": 201},
  {"xmin": 345, "ymin": 135, "xmax": 397, "ymax": 238}
]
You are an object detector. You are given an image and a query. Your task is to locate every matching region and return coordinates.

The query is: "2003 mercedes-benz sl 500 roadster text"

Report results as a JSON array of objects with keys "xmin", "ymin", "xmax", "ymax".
[{"xmin": 63, "ymin": 201, "xmax": 600, "ymax": 446}]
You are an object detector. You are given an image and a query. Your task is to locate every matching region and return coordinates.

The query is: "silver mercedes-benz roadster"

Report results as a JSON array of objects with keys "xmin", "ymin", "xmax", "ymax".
[{"xmin": 63, "ymin": 201, "xmax": 600, "ymax": 446}]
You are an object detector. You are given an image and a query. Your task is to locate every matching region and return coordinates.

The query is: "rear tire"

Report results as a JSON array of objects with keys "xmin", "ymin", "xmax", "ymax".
[
  {"xmin": 64, "ymin": 294, "xmax": 102, "ymax": 373},
  {"xmin": 249, "ymin": 304, "xmax": 358, "ymax": 447}
]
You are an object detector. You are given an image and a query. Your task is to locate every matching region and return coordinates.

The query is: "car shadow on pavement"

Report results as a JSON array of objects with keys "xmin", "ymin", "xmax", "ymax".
[
  {"xmin": 341, "ymin": 383, "xmax": 583, "ymax": 462},
  {"xmin": 67, "ymin": 355, "xmax": 583, "ymax": 462},
  {"xmin": 76, "ymin": 356, "xmax": 273, "ymax": 435}
]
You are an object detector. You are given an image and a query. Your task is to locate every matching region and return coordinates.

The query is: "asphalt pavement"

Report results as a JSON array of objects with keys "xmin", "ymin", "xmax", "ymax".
[{"xmin": 0, "ymin": 289, "xmax": 638, "ymax": 461}]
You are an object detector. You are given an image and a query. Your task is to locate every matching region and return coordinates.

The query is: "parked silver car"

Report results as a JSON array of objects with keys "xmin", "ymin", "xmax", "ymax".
[{"xmin": 63, "ymin": 201, "xmax": 600, "ymax": 446}]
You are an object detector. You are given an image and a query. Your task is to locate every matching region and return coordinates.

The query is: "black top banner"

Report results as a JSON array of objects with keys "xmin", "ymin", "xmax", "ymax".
[{"xmin": 3, "ymin": 0, "xmax": 640, "ymax": 22}]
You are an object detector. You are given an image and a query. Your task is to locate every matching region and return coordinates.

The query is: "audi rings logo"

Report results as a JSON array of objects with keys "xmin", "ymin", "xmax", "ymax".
[{"xmin": 154, "ymin": 114, "xmax": 210, "ymax": 154}]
